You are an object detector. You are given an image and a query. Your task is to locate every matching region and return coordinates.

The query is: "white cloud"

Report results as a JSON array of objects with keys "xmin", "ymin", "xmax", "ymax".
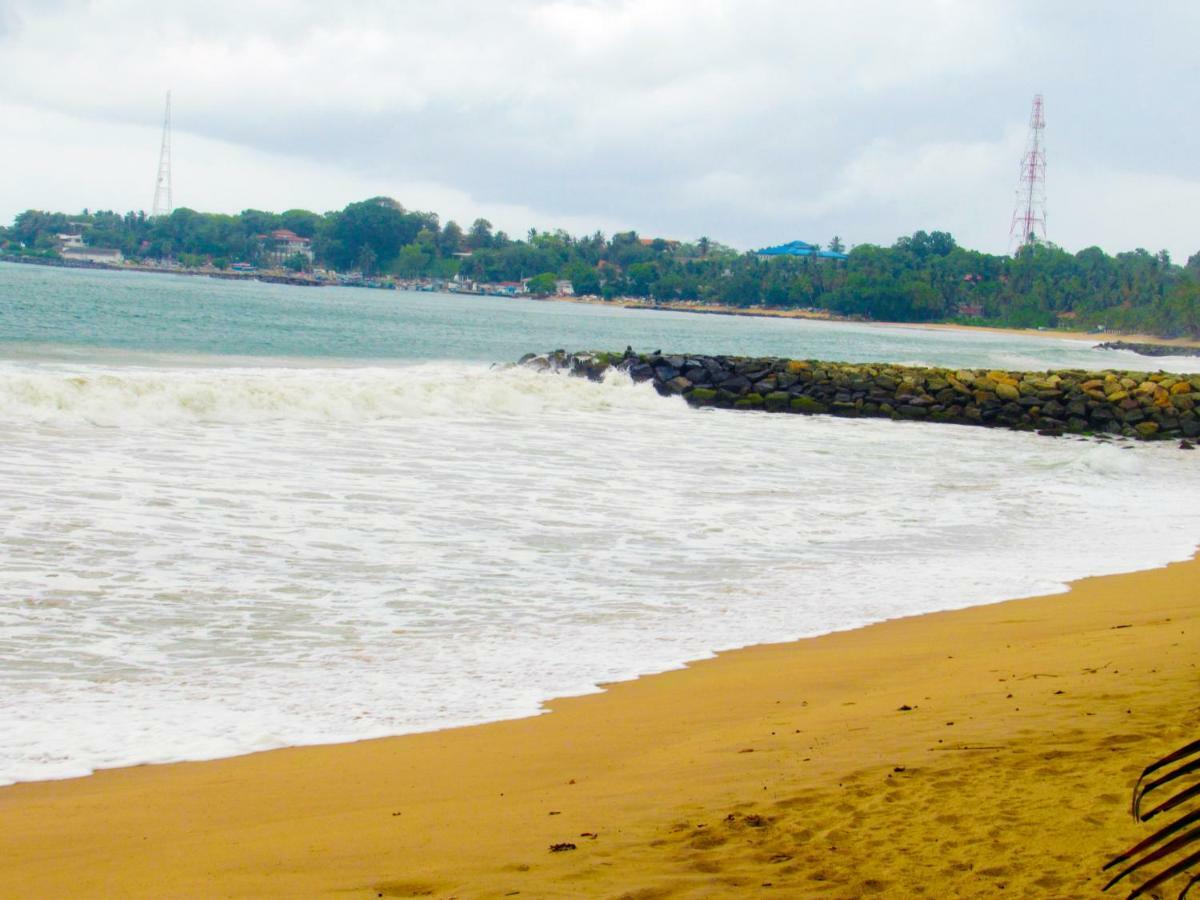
[
  {"xmin": 0, "ymin": 101, "xmax": 630, "ymax": 238},
  {"xmin": 0, "ymin": 0, "xmax": 1197, "ymax": 259},
  {"xmin": 1055, "ymin": 167, "xmax": 1200, "ymax": 260}
]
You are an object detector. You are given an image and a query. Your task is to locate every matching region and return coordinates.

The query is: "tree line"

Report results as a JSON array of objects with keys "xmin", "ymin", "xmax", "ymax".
[{"xmin": 2, "ymin": 196, "xmax": 1197, "ymax": 337}]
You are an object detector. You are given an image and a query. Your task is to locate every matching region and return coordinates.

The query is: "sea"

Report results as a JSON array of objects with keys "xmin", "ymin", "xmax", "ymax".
[{"xmin": 2, "ymin": 260, "xmax": 1199, "ymax": 786}]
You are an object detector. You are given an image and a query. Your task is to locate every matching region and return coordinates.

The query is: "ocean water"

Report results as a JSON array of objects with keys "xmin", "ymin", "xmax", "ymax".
[{"xmin": 2, "ymin": 261, "xmax": 1199, "ymax": 786}]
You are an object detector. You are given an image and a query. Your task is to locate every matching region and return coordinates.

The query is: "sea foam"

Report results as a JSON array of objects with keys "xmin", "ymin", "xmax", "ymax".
[
  {"xmin": 0, "ymin": 360, "xmax": 672, "ymax": 427},
  {"xmin": 1, "ymin": 359, "xmax": 1198, "ymax": 785}
]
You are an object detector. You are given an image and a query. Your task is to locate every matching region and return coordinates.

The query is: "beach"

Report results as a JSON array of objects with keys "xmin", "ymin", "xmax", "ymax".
[
  {"xmin": 556, "ymin": 294, "xmax": 1200, "ymax": 351},
  {"xmin": 4, "ymin": 265, "xmax": 1200, "ymax": 898},
  {"xmin": 2, "ymin": 553, "xmax": 1196, "ymax": 898}
]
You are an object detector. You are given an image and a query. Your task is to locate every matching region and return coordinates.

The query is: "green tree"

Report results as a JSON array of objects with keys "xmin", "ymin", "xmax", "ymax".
[
  {"xmin": 526, "ymin": 272, "xmax": 557, "ymax": 295},
  {"xmin": 283, "ymin": 253, "xmax": 311, "ymax": 273},
  {"xmin": 438, "ymin": 220, "xmax": 464, "ymax": 256},
  {"xmin": 467, "ymin": 218, "xmax": 494, "ymax": 250},
  {"xmin": 393, "ymin": 243, "xmax": 430, "ymax": 277}
]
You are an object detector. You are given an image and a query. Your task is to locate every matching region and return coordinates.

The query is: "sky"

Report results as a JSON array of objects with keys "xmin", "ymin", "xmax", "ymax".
[{"xmin": 1, "ymin": 0, "xmax": 1197, "ymax": 259}]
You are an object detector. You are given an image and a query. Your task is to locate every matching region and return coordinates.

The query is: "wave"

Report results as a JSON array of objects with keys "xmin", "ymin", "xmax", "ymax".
[{"xmin": 0, "ymin": 361, "xmax": 678, "ymax": 427}]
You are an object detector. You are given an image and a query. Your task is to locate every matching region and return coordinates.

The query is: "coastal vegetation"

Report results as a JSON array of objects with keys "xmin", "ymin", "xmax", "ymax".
[{"xmin": 2, "ymin": 197, "xmax": 1198, "ymax": 338}]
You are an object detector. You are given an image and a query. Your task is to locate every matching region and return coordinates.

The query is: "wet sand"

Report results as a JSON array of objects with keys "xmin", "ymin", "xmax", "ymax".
[{"xmin": 2, "ymin": 555, "xmax": 1198, "ymax": 898}]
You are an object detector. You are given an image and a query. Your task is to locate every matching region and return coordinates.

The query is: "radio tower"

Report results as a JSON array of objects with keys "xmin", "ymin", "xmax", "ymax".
[
  {"xmin": 1008, "ymin": 94, "xmax": 1046, "ymax": 252},
  {"xmin": 151, "ymin": 90, "xmax": 173, "ymax": 218}
]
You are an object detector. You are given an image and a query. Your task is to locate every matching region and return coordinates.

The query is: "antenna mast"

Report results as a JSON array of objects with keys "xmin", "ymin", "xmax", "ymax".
[
  {"xmin": 1008, "ymin": 94, "xmax": 1046, "ymax": 253},
  {"xmin": 152, "ymin": 90, "xmax": 173, "ymax": 218}
]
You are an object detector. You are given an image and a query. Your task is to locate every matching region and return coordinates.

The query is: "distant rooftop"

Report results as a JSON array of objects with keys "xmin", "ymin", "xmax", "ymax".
[{"xmin": 757, "ymin": 240, "xmax": 847, "ymax": 260}]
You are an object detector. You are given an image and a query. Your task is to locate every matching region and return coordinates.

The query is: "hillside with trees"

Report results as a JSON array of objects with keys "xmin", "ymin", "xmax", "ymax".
[{"xmin": 1, "ymin": 197, "xmax": 1197, "ymax": 338}]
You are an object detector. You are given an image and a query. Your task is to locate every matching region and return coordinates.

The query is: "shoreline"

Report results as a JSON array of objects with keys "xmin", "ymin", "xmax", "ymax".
[
  {"xmin": 2, "ymin": 552, "xmax": 1198, "ymax": 897},
  {"xmin": 563, "ymin": 294, "xmax": 1200, "ymax": 350},
  {"xmin": 6, "ymin": 254, "xmax": 1199, "ymax": 351}
]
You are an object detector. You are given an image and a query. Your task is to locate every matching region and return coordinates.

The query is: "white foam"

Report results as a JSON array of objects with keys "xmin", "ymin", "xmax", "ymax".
[
  {"xmin": 0, "ymin": 360, "xmax": 675, "ymax": 427},
  {"xmin": 1, "ymin": 361, "xmax": 1198, "ymax": 785}
]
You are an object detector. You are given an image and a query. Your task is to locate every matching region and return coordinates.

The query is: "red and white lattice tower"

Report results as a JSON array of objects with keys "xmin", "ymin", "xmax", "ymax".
[
  {"xmin": 151, "ymin": 90, "xmax": 173, "ymax": 218},
  {"xmin": 1008, "ymin": 94, "xmax": 1046, "ymax": 253}
]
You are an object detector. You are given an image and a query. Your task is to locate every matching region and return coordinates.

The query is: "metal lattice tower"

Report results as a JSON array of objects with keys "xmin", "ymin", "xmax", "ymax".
[
  {"xmin": 1009, "ymin": 94, "xmax": 1046, "ymax": 252},
  {"xmin": 151, "ymin": 91, "xmax": 173, "ymax": 218}
]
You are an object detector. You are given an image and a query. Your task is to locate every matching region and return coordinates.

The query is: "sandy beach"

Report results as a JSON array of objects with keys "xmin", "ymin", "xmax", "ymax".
[
  {"xmin": 557, "ymin": 294, "xmax": 1200, "ymax": 351},
  {"xmin": 1, "ymin": 554, "xmax": 1198, "ymax": 898}
]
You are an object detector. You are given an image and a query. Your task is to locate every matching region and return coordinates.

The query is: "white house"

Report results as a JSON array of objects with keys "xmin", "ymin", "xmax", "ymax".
[
  {"xmin": 62, "ymin": 246, "xmax": 124, "ymax": 265},
  {"xmin": 266, "ymin": 229, "xmax": 314, "ymax": 264}
]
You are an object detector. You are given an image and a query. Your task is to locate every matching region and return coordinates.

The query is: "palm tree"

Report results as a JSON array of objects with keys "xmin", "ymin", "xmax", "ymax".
[{"xmin": 1104, "ymin": 738, "xmax": 1200, "ymax": 898}]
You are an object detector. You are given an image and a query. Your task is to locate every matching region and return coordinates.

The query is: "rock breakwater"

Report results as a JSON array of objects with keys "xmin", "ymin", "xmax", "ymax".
[
  {"xmin": 1096, "ymin": 340, "xmax": 1200, "ymax": 359},
  {"xmin": 521, "ymin": 349, "xmax": 1200, "ymax": 442}
]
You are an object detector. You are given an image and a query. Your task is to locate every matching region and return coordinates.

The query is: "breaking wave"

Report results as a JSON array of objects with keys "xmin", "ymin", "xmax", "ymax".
[{"xmin": 0, "ymin": 361, "xmax": 676, "ymax": 427}]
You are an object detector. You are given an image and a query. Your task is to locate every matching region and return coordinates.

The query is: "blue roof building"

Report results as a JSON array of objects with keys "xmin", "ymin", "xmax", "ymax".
[{"xmin": 756, "ymin": 240, "xmax": 848, "ymax": 261}]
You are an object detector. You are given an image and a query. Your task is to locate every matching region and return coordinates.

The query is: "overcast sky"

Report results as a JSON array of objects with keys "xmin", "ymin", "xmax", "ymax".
[{"xmin": 1, "ymin": 0, "xmax": 1197, "ymax": 258}]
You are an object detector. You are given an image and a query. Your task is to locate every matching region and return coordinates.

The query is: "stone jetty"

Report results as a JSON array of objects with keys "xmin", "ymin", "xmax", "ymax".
[
  {"xmin": 521, "ymin": 349, "xmax": 1200, "ymax": 442},
  {"xmin": 1096, "ymin": 340, "xmax": 1200, "ymax": 359}
]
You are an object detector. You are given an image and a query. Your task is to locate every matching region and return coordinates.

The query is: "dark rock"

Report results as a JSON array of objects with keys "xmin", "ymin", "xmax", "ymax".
[
  {"xmin": 521, "ymin": 350, "xmax": 1191, "ymax": 442},
  {"xmin": 717, "ymin": 374, "xmax": 752, "ymax": 394}
]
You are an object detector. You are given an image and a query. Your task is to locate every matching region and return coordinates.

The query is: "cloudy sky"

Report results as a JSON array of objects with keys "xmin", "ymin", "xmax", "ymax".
[{"xmin": 1, "ymin": 0, "xmax": 1197, "ymax": 258}]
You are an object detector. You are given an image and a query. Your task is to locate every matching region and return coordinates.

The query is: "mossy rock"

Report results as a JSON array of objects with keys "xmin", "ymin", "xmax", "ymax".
[
  {"xmin": 764, "ymin": 391, "xmax": 790, "ymax": 411},
  {"xmin": 685, "ymin": 388, "xmax": 718, "ymax": 405},
  {"xmin": 790, "ymin": 396, "xmax": 827, "ymax": 414},
  {"xmin": 995, "ymin": 382, "xmax": 1021, "ymax": 402},
  {"xmin": 735, "ymin": 393, "xmax": 765, "ymax": 409}
]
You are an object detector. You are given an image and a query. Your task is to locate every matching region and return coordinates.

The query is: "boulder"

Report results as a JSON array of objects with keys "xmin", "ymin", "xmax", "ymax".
[{"xmin": 995, "ymin": 382, "xmax": 1021, "ymax": 402}]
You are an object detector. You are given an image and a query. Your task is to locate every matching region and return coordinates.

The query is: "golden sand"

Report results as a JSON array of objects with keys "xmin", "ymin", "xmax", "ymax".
[
  {"xmin": 2, "ymin": 555, "xmax": 1198, "ymax": 898},
  {"xmin": 558, "ymin": 293, "xmax": 1200, "ymax": 350}
]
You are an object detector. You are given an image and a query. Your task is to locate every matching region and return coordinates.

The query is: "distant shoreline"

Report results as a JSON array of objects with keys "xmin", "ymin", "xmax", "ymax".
[
  {"xmin": 5, "ymin": 252, "xmax": 1199, "ymax": 351},
  {"xmin": 556, "ymin": 292, "xmax": 1200, "ymax": 350}
]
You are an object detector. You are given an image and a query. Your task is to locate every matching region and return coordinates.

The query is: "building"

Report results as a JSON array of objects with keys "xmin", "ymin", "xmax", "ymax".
[
  {"xmin": 61, "ymin": 246, "xmax": 124, "ymax": 265},
  {"xmin": 554, "ymin": 280, "xmax": 575, "ymax": 296},
  {"xmin": 756, "ymin": 240, "xmax": 848, "ymax": 261},
  {"xmin": 488, "ymin": 281, "xmax": 528, "ymax": 296},
  {"xmin": 263, "ymin": 229, "xmax": 314, "ymax": 265}
]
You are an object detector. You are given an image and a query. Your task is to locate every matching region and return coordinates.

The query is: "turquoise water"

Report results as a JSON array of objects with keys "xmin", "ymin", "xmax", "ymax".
[{"xmin": 3, "ymin": 260, "xmax": 1190, "ymax": 372}]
